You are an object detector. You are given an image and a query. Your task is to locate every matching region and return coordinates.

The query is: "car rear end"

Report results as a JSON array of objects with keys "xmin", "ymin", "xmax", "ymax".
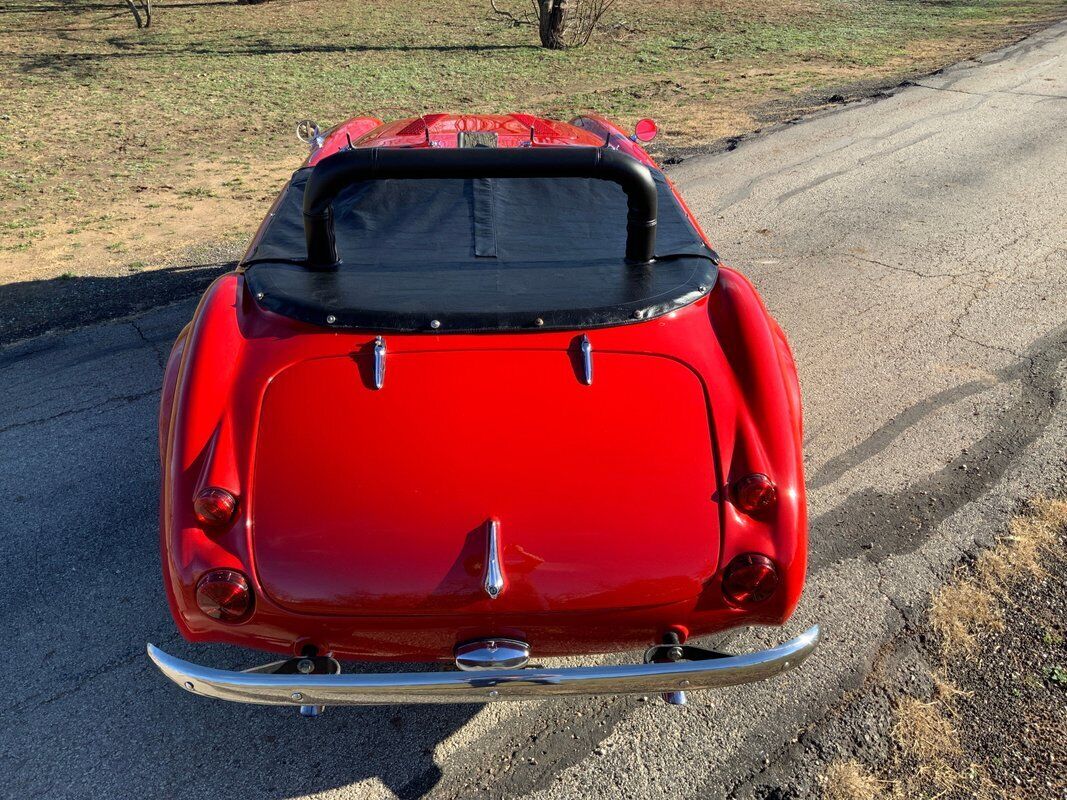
[
  {"xmin": 152, "ymin": 114, "xmax": 813, "ymax": 706},
  {"xmin": 158, "ymin": 274, "xmax": 807, "ymax": 662}
]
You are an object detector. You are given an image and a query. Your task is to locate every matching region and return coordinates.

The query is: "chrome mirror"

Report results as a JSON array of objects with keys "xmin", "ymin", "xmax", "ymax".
[{"xmin": 296, "ymin": 119, "xmax": 321, "ymax": 146}]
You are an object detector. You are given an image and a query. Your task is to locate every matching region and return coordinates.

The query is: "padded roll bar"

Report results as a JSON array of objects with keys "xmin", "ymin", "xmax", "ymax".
[{"xmin": 302, "ymin": 147, "xmax": 658, "ymax": 267}]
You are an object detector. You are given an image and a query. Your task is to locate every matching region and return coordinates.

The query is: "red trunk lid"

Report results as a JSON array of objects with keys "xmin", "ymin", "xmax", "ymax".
[{"xmin": 252, "ymin": 347, "xmax": 719, "ymax": 616}]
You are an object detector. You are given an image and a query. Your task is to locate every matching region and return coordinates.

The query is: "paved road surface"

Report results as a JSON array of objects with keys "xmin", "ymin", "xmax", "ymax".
[{"xmin": 2, "ymin": 22, "xmax": 1065, "ymax": 799}]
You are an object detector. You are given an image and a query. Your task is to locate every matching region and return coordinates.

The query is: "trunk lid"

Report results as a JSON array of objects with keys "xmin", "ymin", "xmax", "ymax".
[{"xmin": 252, "ymin": 347, "xmax": 719, "ymax": 616}]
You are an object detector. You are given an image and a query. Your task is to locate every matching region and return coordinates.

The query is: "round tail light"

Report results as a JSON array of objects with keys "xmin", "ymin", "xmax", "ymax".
[
  {"xmin": 196, "ymin": 569, "xmax": 253, "ymax": 622},
  {"xmin": 722, "ymin": 553, "xmax": 779, "ymax": 606},
  {"xmin": 734, "ymin": 473, "xmax": 777, "ymax": 514},
  {"xmin": 193, "ymin": 487, "xmax": 237, "ymax": 528}
]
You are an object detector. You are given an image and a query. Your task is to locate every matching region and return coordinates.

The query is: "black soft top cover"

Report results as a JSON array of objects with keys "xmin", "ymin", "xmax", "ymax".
[{"xmin": 243, "ymin": 165, "xmax": 717, "ymax": 332}]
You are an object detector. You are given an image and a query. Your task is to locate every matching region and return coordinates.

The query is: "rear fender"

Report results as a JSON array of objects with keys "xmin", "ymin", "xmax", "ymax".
[
  {"xmin": 704, "ymin": 267, "xmax": 807, "ymax": 621},
  {"xmin": 159, "ymin": 324, "xmax": 189, "ymax": 461},
  {"xmin": 161, "ymin": 274, "xmax": 255, "ymax": 634}
]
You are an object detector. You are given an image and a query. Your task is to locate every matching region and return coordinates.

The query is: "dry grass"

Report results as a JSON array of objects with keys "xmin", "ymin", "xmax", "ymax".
[
  {"xmin": 978, "ymin": 498, "xmax": 1067, "ymax": 588},
  {"xmin": 929, "ymin": 581, "xmax": 1005, "ymax": 656},
  {"xmin": 931, "ymin": 498, "xmax": 1067, "ymax": 655},
  {"xmin": 891, "ymin": 693, "xmax": 1002, "ymax": 799},
  {"xmin": 821, "ymin": 760, "xmax": 887, "ymax": 800},
  {"xmin": 893, "ymin": 697, "xmax": 965, "ymax": 794},
  {"xmin": 822, "ymin": 498, "xmax": 1067, "ymax": 800},
  {"xmin": 894, "ymin": 697, "xmax": 960, "ymax": 764},
  {"xmin": 823, "ymin": 691, "xmax": 997, "ymax": 800}
]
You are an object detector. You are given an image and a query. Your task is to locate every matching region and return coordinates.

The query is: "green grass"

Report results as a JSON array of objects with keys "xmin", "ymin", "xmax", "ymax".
[
  {"xmin": 0, "ymin": 0, "xmax": 1063, "ymax": 277},
  {"xmin": 1048, "ymin": 665, "xmax": 1067, "ymax": 686}
]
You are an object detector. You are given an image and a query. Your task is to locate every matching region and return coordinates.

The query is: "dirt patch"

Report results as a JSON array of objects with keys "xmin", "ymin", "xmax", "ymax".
[
  {"xmin": 819, "ymin": 499, "xmax": 1067, "ymax": 800},
  {"xmin": 0, "ymin": 153, "xmax": 290, "ymax": 287}
]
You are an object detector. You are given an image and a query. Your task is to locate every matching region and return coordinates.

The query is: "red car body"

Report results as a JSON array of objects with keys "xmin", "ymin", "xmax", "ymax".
[{"xmin": 156, "ymin": 113, "xmax": 807, "ymax": 670}]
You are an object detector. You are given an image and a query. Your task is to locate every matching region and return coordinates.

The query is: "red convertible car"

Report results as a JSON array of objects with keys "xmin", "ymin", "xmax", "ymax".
[{"xmin": 148, "ymin": 113, "xmax": 818, "ymax": 712}]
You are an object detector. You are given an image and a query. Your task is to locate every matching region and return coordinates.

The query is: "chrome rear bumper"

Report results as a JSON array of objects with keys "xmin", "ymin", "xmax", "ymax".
[{"xmin": 146, "ymin": 625, "xmax": 819, "ymax": 706}]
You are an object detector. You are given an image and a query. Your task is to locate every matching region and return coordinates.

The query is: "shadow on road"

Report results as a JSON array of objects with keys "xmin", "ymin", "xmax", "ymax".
[
  {"xmin": 0, "ymin": 262, "xmax": 235, "ymax": 346},
  {"xmin": 0, "ymin": 295, "xmax": 481, "ymax": 796}
]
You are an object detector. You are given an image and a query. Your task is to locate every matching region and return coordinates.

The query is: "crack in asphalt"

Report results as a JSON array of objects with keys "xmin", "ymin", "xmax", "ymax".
[
  {"xmin": 843, "ymin": 253, "xmax": 956, "ymax": 280},
  {"xmin": 129, "ymin": 319, "xmax": 168, "ymax": 372},
  {"xmin": 0, "ymin": 633, "xmax": 184, "ymax": 717},
  {"xmin": 914, "ymin": 81, "xmax": 1066, "ymax": 99},
  {"xmin": 841, "ymin": 253, "xmax": 1001, "ymax": 285},
  {"xmin": 0, "ymin": 388, "xmax": 161, "ymax": 435},
  {"xmin": 708, "ymin": 108, "xmax": 969, "ymax": 215},
  {"xmin": 950, "ymin": 330, "xmax": 1024, "ymax": 359},
  {"xmin": 774, "ymin": 130, "xmax": 942, "ymax": 206}
]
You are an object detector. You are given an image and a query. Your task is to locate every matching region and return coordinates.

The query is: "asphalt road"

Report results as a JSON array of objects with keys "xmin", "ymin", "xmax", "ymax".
[{"xmin": 2, "ymin": 22, "xmax": 1066, "ymax": 800}]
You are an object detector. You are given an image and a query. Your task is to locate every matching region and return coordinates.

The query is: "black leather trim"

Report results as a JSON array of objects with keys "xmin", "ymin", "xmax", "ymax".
[{"xmin": 246, "ymin": 254, "xmax": 716, "ymax": 333}]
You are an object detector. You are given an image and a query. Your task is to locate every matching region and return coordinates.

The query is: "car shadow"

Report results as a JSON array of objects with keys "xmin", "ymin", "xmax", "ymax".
[
  {"xmin": 137, "ymin": 647, "xmax": 483, "ymax": 798},
  {"xmin": 0, "ymin": 262, "xmax": 236, "ymax": 346},
  {"xmin": 0, "ymin": 269, "xmax": 483, "ymax": 797}
]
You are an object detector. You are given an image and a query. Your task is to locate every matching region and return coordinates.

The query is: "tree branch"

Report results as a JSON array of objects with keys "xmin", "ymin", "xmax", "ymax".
[
  {"xmin": 489, "ymin": 0, "xmax": 528, "ymax": 26},
  {"xmin": 123, "ymin": 0, "xmax": 144, "ymax": 28}
]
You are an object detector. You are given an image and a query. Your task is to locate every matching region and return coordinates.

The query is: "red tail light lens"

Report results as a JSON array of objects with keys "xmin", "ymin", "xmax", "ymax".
[
  {"xmin": 722, "ymin": 553, "xmax": 779, "ymax": 605},
  {"xmin": 195, "ymin": 569, "xmax": 253, "ymax": 622},
  {"xmin": 734, "ymin": 473, "xmax": 777, "ymax": 514},
  {"xmin": 193, "ymin": 487, "xmax": 237, "ymax": 528}
]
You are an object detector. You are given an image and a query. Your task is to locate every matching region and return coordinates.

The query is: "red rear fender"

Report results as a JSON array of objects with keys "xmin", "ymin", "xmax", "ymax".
[{"xmin": 703, "ymin": 268, "xmax": 807, "ymax": 619}]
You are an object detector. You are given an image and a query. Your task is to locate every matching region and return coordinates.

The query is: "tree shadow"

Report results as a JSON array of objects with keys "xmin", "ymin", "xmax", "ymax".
[
  {"xmin": 0, "ymin": 0, "xmax": 237, "ymax": 11},
  {"xmin": 6, "ymin": 0, "xmax": 538, "ymax": 77},
  {"xmin": 17, "ymin": 37, "xmax": 536, "ymax": 79},
  {"xmin": 22, "ymin": 37, "xmax": 534, "ymax": 63},
  {"xmin": 0, "ymin": 261, "xmax": 237, "ymax": 345}
]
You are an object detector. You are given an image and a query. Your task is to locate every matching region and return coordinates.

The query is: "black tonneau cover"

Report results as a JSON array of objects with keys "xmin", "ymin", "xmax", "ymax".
[{"xmin": 243, "ymin": 166, "xmax": 717, "ymax": 332}]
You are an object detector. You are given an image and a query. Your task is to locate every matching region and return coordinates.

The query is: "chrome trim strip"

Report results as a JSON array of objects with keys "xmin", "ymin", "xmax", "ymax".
[
  {"xmin": 146, "ymin": 625, "xmax": 819, "ymax": 706},
  {"xmin": 373, "ymin": 336, "xmax": 386, "ymax": 390},
  {"xmin": 580, "ymin": 335, "xmax": 593, "ymax": 385},
  {"xmin": 483, "ymin": 518, "xmax": 506, "ymax": 599}
]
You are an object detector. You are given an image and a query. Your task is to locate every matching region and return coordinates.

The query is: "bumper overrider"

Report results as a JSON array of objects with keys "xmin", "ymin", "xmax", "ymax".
[{"xmin": 146, "ymin": 625, "xmax": 819, "ymax": 706}]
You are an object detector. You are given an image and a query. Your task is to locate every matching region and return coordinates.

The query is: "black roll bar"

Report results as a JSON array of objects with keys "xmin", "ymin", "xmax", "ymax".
[{"xmin": 302, "ymin": 146, "xmax": 658, "ymax": 268}]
